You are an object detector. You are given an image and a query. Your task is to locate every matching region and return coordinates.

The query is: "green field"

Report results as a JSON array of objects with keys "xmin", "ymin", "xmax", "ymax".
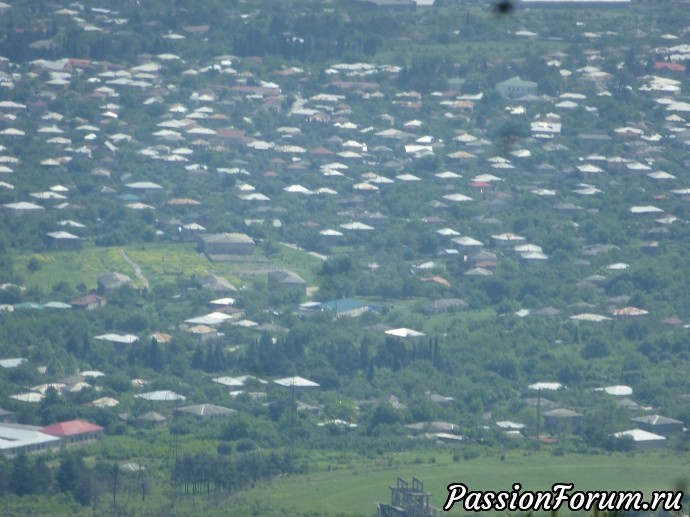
[
  {"xmin": 15, "ymin": 242, "xmax": 322, "ymax": 294},
  {"xmin": 216, "ymin": 450, "xmax": 690, "ymax": 516}
]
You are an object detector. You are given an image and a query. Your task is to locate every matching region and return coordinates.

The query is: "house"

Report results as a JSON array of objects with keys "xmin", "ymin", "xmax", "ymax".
[
  {"xmin": 125, "ymin": 181, "xmax": 164, "ymax": 195},
  {"xmin": 274, "ymin": 376, "xmax": 320, "ymax": 390},
  {"xmin": 405, "ymin": 421, "xmax": 457, "ymax": 434},
  {"xmin": 135, "ymin": 412, "xmax": 167, "ymax": 428},
  {"xmin": 70, "ymin": 293, "xmax": 107, "ymax": 310},
  {"xmin": 355, "ymin": 0, "xmax": 417, "ymax": 8},
  {"xmin": 184, "ymin": 324, "xmax": 218, "ymax": 341},
  {"xmin": 543, "ymin": 408, "xmax": 583, "ymax": 432},
  {"xmin": 630, "ymin": 415, "xmax": 684, "ymax": 436},
  {"xmin": 134, "ymin": 390, "xmax": 186, "ymax": 402},
  {"xmin": 268, "ymin": 270, "xmax": 308, "ymax": 295},
  {"xmin": 318, "ymin": 298, "xmax": 371, "ymax": 318},
  {"xmin": 98, "ymin": 272, "xmax": 132, "ymax": 290},
  {"xmin": 195, "ymin": 274, "xmax": 237, "ymax": 294},
  {"xmin": 199, "ymin": 232, "xmax": 255, "ymax": 259},
  {"xmin": 496, "ymin": 76, "xmax": 538, "ymax": 99},
  {"xmin": 419, "ymin": 298, "xmax": 468, "ymax": 315},
  {"xmin": 613, "ymin": 429, "xmax": 666, "ymax": 451},
  {"xmin": 46, "ymin": 231, "xmax": 81, "ymax": 249},
  {"xmin": 3, "ymin": 201, "xmax": 45, "ymax": 215},
  {"xmin": 40, "ymin": 419, "xmax": 104, "ymax": 449},
  {"xmin": 174, "ymin": 403, "xmax": 236, "ymax": 422}
]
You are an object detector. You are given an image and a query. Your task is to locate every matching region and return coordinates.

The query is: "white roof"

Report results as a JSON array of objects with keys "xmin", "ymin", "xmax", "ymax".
[
  {"xmin": 10, "ymin": 393, "xmax": 45, "ymax": 403},
  {"xmin": 4, "ymin": 202, "xmax": 44, "ymax": 210},
  {"xmin": 212, "ymin": 376, "xmax": 246, "ymax": 387},
  {"xmin": 0, "ymin": 357, "xmax": 27, "ymax": 368},
  {"xmin": 396, "ymin": 173, "xmax": 422, "ymax": 182},
  {"xmin": 595, "ymin": 385, "xmax": 633, "ymax": 396},
  {"xmin": 528, "ymin": 382, "xmax": 563, "ymax": 391},
  {"xmin": 47, "ymin": 231, "xmax": 79, "ymax": 240},
  {"xmin": 570, "ymin": 313, "xmax": 612, "ymax": 322},
  {"xmin": 647, "ymin": 171, "xmax": 675, "ymax": 180},
  {"xmin": 340, "ymin": 222, "xmax": 374, "ymax": 231},
  {"xmin": 274, "ymin": 376, "xmax": 320, "ymax": 388},
  {"xmin": 80, "ymin": 370, "xmax": 105, "ymax": 378},
  {"xmin": 442, "ymin": 193, "xmax": 473, "ymax": 202},
  {"xmin": 435, "ymin": 171, "xmax": 462, "ymax": 179},
  {"xmin": 210, "ymin": 297, "xmax": 235, "ymax": 306},
  {"xmin": 496, "ymin": 421, "xmax": 526, "ymax": 429},
  {"xmin": 0, "ymin": 424, "xmax": 61, "ymax": 451},
  {"xmin": 283, "ymin": 184, "xmax": 315, "ymax": 195},
  {"xmin": 134, "ymin": 390, "xmax": 186, "ymax": 401},
  {"xmin": 613, "ymin": 429, "xmax": 665, "ymax": 442},
  {"xmin": 184, "ymin": 312, "xmax": 233, "ymax": 325},
  {"xmin": 452, "ymin": 236, "xmax": 483, "ymax": 247},
  {"xmin": 630, "ymin": 205, "xmax": 664, "ymax": 214},
  {"xmin": 126, "ymin": 181, "xmax": 164, "ymax": 190},
  {"xmin": 95, "ymin": 333, "xmax": 140, "ymax": 344},
  {"xmin": 385, "ymin": 328, "xmax": 426, "ymax": 338}
]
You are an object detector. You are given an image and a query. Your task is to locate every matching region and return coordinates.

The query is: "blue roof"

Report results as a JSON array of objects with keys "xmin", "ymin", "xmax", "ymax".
[
  {"xmin": 116, "ymin": 193, "xmax": 140, "ymax": 202},
  {"xmin": 320, "ymin": 298, "xmax": 368, "ymax": 313},
  {"xmin": 13, "ymin": 302, "xmax": 43, "ymax": 310}
]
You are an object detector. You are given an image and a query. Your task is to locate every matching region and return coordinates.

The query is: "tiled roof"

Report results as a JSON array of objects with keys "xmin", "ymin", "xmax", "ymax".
[{"xmin": 40, "ymin": 419, "xmax": 104, "ymax": 437}]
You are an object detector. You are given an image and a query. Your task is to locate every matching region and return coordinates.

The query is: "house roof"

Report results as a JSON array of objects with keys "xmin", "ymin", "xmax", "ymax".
[
  {"xmin": 40, "ymin": 419, "xmax": 104, "ymax": 437},
  {"xmin": 385, "ymin": 327, "xmax": 426, "ymax": 338},
  {"xmin": 319, "ymin": 298, "xmax": 369, "ymax": 313},
  {"xmin": 631, "ymin": 414, "xmax": 683, "ymax": 426},
  {"xmin": 274, "ymin": 376, "xmax": 320, "ymax": 388},
  {"xmin": 594, "ymin": 385, "xmax": 632, "ymax": 396},
  {"xmin": 544, "ymin": 408, "xmax": 582, "ymax": 419},
  {"xmin": 0, "ymin": 424, "xmax": 61, "ymax": 451},
  {"xmin": 70, "ymin": 294, "xmax": 106, "ymax": 306},
  {"xmin": 134, "ymin": 390, "xmax": 186, "ymax": 401},
  {"xmin": 200, "ymin": 232, "xmax": 254, "ymax": 244},
  {"xmin": 95, "ymin": 333, "xmax": 139, "ymax": 344},
  {"xmin": 497, "ymin": 76, "xmax": 537, "ymax": 89},
  {"xmin": 174, "ymin": 404, "xmax": 236, "ymax": 417},
  {"xmin": 613, "ymin": 429, "xmax": 666, "ymax": 442}
]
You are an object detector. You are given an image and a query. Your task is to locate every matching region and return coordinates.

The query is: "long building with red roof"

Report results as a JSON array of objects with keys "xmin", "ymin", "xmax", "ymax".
[{"xmin": 40, "ymin": 419, "xmax": 104, "ymax": 448}]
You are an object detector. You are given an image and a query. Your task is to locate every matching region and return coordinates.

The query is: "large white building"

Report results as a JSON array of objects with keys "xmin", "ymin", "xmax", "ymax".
[{"xmin": 0, "ymin": 424, "xmax": 61, "ymax": 457}]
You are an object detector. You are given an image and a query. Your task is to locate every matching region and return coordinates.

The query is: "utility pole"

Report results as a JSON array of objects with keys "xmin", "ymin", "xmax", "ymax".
[
  {"xmin": 287, "ymin": 381, "xmax": 296, "ymax": 473},
  {"xmin": 536, "ymin": 388, "xmax": 541, "ymax": 449}
]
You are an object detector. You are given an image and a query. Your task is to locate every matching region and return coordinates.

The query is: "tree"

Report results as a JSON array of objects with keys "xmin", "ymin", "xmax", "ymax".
[
  {"xmin": 56, "ymin": 453, "xmax": 85, "ymax": 494},
  {"xmin": 10, "ymin": 453, "xmax": 33, "ymax": 496}
]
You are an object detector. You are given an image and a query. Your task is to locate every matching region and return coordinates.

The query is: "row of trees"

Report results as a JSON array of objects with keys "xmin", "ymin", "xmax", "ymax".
[{"xmin": 0, "ymin": 452, "xmax": 136, "ymax": 508}]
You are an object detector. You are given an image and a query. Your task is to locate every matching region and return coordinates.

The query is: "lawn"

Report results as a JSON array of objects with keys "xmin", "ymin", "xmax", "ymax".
[
  {"xmin": 216, "ymin": 449, "xmax": 690, "ymax": 516},
  {"xmin": 15, "ymin": 241, "xmax": 322, "ymax": 294}
]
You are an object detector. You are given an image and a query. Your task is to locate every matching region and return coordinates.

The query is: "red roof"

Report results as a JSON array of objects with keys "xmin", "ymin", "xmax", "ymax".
[
  {"xmin": 40, "ymin": 419, "xmax": 104, "ymax": 437},
  {"xmin": 654, "ymin": 61, "xmax": 686, "ymax": 72}
]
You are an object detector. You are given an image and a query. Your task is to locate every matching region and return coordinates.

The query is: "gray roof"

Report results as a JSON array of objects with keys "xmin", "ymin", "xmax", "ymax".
[
  {"xmin": 200, "ymin": 232, "xmax": 254, "ymax": 244},
  {"xmin": 98, "ymin": 272, "xmax": 132, "ymax": 289},
  {"xmin": 631, "ymin": 414, "xmax": 683, "ymax": 426},
  {"xmin": 497, "ymin": 76, "xmax": 538, "ymax": 88},
  {"xmin": 174, "ymin": 404, "xmax": 236, "ymax": 418},
  {"xmin": 544, "ymin": 408, "xmax": 583, "ymax": 419},
  {"xmin": 196, "ymin": 274, "xmax": 237, "ymax": 292}
]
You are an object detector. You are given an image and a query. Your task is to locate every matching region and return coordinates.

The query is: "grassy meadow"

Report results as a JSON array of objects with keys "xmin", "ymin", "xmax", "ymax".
[
  {"xmin": 216, "ymin": 449, "xmax": 690, "ymax": 516},
  {"xmin": 14, "ymin": 241, "xmax": 322, "ymax": 294}
]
